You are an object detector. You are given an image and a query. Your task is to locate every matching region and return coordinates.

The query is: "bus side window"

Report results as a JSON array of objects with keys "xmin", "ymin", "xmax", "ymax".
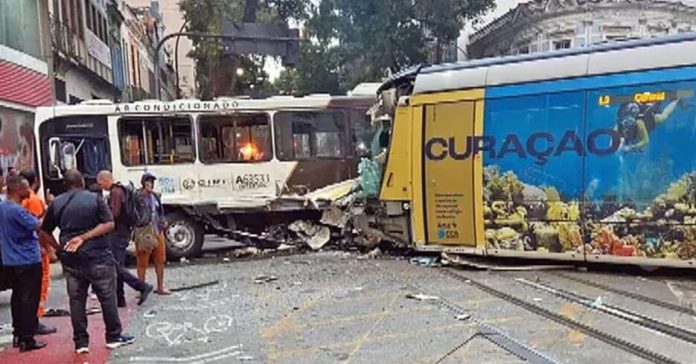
[
  {"xmin": 118, "ymin": 117, "xmax": 195, "ymax": 166},
  {"xmin": 198, "ymin": 113, "xmax": 271, "ymax": 163},
  {"xmin": 274, "ymin": 111, "xmax": 348, "ymax": 161}
]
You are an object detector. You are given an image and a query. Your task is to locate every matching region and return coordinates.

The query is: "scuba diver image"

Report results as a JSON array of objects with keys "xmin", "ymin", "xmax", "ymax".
[{"xmin": 615, "ymin": 97, "xmax": 682, "ymax": 152}]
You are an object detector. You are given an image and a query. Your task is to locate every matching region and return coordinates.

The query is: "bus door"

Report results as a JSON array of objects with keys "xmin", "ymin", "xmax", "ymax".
[
  {"xmin": 38, "ymin": 115, "xmax": 112, "ymax": 196},
  {"xmin": 421, "ymin": 100, "xmax": 482, "ymax": 247}
]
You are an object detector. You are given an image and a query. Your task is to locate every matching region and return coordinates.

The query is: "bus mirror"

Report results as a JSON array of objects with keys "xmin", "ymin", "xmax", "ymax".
[
  {"xmin": 48, "ymin": 138, "xmax": 62, "ymax": 178},
  {"xmin": 61, "ymin": 142, "xmax": 77, "ymax": 171}
]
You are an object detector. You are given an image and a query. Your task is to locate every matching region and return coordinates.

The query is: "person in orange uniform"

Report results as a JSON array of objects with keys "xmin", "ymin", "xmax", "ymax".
[{"xmin": 19, "ymin": 170, "xmax": 57, "ymax": 337}]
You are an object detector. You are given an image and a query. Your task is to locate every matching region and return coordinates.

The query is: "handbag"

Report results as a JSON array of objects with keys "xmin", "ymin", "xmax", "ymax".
[{"xmin": 134, "ymin": 222, "xmax": 159, "ymax": 252}]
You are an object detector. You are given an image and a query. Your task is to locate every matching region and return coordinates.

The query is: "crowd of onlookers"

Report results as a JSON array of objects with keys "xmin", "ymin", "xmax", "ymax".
[{"xmin": 0, "ymin": 168, "xmax": 170, "ymax": 354}]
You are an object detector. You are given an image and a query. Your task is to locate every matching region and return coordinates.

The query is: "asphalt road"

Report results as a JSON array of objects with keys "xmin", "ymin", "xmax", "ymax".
[{"xmin": 1, "ymin": 240, "xmax": 696, "ymax": 364}]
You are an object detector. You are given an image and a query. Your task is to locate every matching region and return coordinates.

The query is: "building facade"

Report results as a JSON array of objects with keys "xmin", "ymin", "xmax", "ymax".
[
  {"xmin": 0, "ymin": 0, "xmax": 52, "ymax": 174},
  {"xmin": 49, "ymin": 0, "xmax": 175, "ymax": 103},
  {"xmin": 467, "ymin": 0, "xmax": 696, "ymax": 59},
  {"xmin": 126, "ymin": 0, "xmax": 195, "ymax": 98}
]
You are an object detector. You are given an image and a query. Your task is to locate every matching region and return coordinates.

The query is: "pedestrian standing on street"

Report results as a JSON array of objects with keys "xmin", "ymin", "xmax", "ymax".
[
  {"xmin": 0, "ymin": 175, "xmax": 59, "ymax": 352},
  {"xmin": 97, "ymin": 170, "xmax": 153, "ymax": 307},
  {"xmin": 135, "ymin": 172, "xmax": 170, "ymax": 295},
  {"xmin": 40, "ymin": 169, "xmax": 135, "ymax": 354},
  {"xmin": 19, "ymin": 169, "xmax": 58, "ymax": 336}
]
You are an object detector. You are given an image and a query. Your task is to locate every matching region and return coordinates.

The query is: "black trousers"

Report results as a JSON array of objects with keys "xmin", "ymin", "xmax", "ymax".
[
  {"xmin": 111, "ymin": 236, "xmax": 149, "ymax": 302},
  {"xmin": 7, "ymin": 263, "xmax": 42, "ymax": 343},
  {"xmin": 63, "ymin": 263, "xmax": 122, "ymax": 347}
]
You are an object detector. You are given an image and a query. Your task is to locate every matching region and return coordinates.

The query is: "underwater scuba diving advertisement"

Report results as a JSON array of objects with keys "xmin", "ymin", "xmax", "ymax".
[{"xmin": 481, "ymin": 80, "xmax": 696, "ymax": 261}]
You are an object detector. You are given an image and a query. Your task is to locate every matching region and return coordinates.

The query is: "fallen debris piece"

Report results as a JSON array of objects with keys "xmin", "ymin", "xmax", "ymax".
[
  {"xmin": 533, "ymin": 298, "xmax": 543, "ymax": 302},
  {"xmin": 86, "ymin": 307, "xmax": 101, "ymax": 315},
  {"xmin": 410, "ymin": 256, "xmax": 440, "ymax": 267},
  {"xmin": 455, "ymin": 314, "xmax": 472, "ymax": 321},
  {"xmin": 179, "ymin": 257, "xmax": 189, "ymax": 264},
  {"xmin": 289, "ymin": 220, "xmax": 332, "ymax": 250},
  {"xmin": 591, "ymin": 296, "xmax": 604, "ymax": 308},
  {"xmin": 277, "ymin": 244, "xmax": 295, "ymax": 251},
  {"xmin": 358, "ymin": 247, "xmax": 382, "ymax": 260},
  {"xmin": 238, "ymin": 356, "xmax": 254, "ymax": 361},
  {"xmin": 254, "ymin": 275, "xmax": 279, "ymax": 284},
  {"xmin": 44, "ymin": 308, "xmax": 70, "ymax": 317},
  {"xmin": 406, "ymin": 293, "xmax": 439, "ymax": 301},
  {"xmin": 170, "ymin": 280, "xmax": 220, "ymax": 292},
  {"xmin": 223, "ymin": 257, "xmax": 231, "ymax": 262},
  {"xmin": 232, "ymin": 247, "xmax": 261, "ymax": 258},
  {"xmin": 143, "ymin": 310, "xmax": 157, "ymax": 318}
]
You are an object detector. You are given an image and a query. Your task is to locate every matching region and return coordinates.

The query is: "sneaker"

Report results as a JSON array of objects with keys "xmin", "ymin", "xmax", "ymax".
[
  {"xmin": 106, "ymin": 334, "xmax": 135, "ymax": 349},
  {"xmin": 138, "ymin": 285, "xmax": 154, "ymax": 306},
  {"xmin": 76, "ymin": 346, "xmax": 90, "ymax": 354}
]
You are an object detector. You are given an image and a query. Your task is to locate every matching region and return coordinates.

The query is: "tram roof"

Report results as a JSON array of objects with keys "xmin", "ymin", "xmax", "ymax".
[{"xmin": 412, "ymin": 32, "xmax": 696, "ymax": 95}]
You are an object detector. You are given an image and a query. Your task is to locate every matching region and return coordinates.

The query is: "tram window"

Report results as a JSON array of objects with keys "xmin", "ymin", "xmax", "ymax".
[
  {"xmin": 118, "ymin": 117, "xmax": 195, "ymax": 166},
  {"xmin": 274, "ymin": 111, "xmax": 348, "ymax": 161},
  {"xmin": 198, "ymin": 114, "xmax": 271, "ymax": 163}
]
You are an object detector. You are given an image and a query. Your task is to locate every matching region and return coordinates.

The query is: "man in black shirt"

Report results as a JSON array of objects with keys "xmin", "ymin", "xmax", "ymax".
[{"xmin": 40, "ymin": 170, "xmax": 135, "ymax": 354}]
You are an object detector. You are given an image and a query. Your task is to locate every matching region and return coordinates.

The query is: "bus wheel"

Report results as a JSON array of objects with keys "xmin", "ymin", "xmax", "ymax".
[{"xmin": 165, "ymin": 212, "xmax": 204, "ymax": 261}]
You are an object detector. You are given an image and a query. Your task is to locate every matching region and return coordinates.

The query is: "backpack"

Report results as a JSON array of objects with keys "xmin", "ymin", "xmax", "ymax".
[{"xmin": 116, "ymin": 182, "xmax": 151, "ymax": 228}]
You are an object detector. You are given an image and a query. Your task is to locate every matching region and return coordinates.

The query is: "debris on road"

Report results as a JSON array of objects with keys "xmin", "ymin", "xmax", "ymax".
[
  {"xmin": 455, "ymin": 314, "xmax": 472, "ymax": 321},
  {"xmin": 231, "ymin": 246, "xmax": 261, "ymax": 258},
  {"xmin": 254, "ymin": 275, "xmax": 279, "ymax": 284},
  {"xmin": 44, "ymin": 308, "xmax": 71, "ymax": 317},
  {"xmin": 143, "ymin": 310, "xmax": 157, "ymax": 318},
  {"xmin": 86, "ymin": 307, "xmax": 101, "ymax": 315},
  {"xmin": 289, "ymin": 220, "xmax": 331, "ymax": 250},
  {"xmin": 358, "ymin": 247, "xmax": 382, "ymax": 260},
  {"xmin": 406, "ymin": 293, "xmax": 439, "ymax": 301},
  {"xmin": 170, "ymin": 280, "xmax": 220, "ymax": 292},
  {"xmin": 180, "ymin": 257, "xmax": 190, "ymax": 264},
  {"xmin": 410, "ymin": 256, "xmax": 439, "ymax": 267}
]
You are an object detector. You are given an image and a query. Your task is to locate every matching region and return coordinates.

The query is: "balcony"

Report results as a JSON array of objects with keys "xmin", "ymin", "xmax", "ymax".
[{"xmin": 50, "ymin": 16, "xmax": 86, "ymax": 63}]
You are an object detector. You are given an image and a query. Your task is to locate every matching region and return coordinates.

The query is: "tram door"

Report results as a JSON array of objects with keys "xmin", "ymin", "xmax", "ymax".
[{"xmin": 422, "ymin": 100, "xmax": 482, "ymax": 246}]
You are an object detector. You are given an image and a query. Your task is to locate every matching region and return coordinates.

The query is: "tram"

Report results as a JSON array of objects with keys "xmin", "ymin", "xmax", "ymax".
[
  {"xmin": 34, "ymin": 85, "xmax": 377, "ymax": 260},
  {"xmin": 376, "ymin": 33, "xmax": 696, "ymax": 268}
]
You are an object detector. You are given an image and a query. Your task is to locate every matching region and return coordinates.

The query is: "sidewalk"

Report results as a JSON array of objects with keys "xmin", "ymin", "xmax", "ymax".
[{"xmin": 0, "ymin": 263, "xmax": 138, "ymax": 364}]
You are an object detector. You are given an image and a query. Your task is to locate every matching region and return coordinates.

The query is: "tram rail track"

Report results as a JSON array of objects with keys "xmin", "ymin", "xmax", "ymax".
[
  {"xmin": 516, "ymin": 277, "xmax": 696, "ymax": 345},
  {"xmin": 551, "ymin": 272, "xmax": 696, "ymax": 317},
  {"xmin": 439, "ymin": 268, "xmax": 685, "ymax": 364}
]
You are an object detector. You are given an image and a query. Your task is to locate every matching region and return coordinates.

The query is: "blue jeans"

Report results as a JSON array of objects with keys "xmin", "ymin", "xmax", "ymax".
[
  {"xmin": 111, "ymin": 234, "xmax": 149, "ymax": 302},
  {"xmin": 63, "ymin": 263, "xmax": 122, "ymax": 347}
]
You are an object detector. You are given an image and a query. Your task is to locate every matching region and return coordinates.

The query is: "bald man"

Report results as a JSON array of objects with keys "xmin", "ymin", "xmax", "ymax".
[{"xmin": 97, "ymin": 171, "xmax": 152, "ymax": 308}]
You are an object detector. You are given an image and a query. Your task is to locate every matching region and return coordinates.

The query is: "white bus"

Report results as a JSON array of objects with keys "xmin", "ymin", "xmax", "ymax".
[{"xmin": 34, "ymin": 86, "xmax": 376, "ymax": 259}]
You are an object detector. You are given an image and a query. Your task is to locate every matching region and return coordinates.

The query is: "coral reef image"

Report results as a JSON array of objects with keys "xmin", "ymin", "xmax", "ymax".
[{"xmin": 483, "ymin": 165, "xmax": 696, "ymax": 260}]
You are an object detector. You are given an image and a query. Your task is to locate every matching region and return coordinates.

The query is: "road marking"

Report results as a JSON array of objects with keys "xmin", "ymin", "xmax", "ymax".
[{"xmin": 129, "ymin": 344, "xmax": 243, "ymax": 363}]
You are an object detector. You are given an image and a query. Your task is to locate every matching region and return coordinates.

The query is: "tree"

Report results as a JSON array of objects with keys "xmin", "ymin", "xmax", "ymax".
[
  {"xmin": 179, "ymin": 0, "xmax": 308, "ymax": 99},
  {"xmin": 292, "ymin": 0, "xmax": 495, "ymax": 94}
]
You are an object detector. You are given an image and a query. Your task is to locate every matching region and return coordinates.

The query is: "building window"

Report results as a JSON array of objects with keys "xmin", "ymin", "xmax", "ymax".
[
  {"xmin": 198, "ymin": 114, "xmax": 272, "ymax": 163},
  {"xmin": 118, "ymin": 117, "xmax": 195, "ymax": 166},
  {"xmin": 274, "ymin": 111, "xmax": 349, "ymax": 161},
  {"xmin": 0, "ymin": 0, "xmax": 42, "ymax": 58},
  {"xmin": 54, "ymin": 79, "xmax": 67, "ymax": 103},
  {"xmin": 553, "ymin": 39, "xmax": 571, "ymax": 50}
]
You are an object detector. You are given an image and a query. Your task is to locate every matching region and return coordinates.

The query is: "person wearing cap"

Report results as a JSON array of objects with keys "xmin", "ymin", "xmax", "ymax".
[{"xmin": 136, "ymin": 172, "xmax": 170, "ymax": 295}]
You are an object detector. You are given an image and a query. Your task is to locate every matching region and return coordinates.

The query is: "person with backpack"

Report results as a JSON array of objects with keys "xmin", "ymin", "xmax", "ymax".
[
  {"xmin": 135, "ymin": 172, "xmax": 170, "ymax": 295},
  {"xmin": 96, "ymin": 171, "xmax": 153, "ymax": 307}
]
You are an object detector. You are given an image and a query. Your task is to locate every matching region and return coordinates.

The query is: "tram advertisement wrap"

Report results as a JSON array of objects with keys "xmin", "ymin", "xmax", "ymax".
[{"xmin": 474, "ymin": 83, "xmax": 696, "ymax": 261}]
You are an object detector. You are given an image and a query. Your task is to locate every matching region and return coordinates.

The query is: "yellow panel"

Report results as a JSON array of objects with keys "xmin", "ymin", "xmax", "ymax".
[
  {"xmin": 410, "ymin": 89, "xmax": 485, "ymax": 106},
  {"xmin": 423, "ymin": 101, "xmax": 476, "ymax": 246},
  {"xmin": 473, "ymin": 100, "xmax": 485, "ymax": 250},
  {"xmin": 380, "ymin": 105, "xmax": 412, "ymax": 201},
  {"xmin": 410, "ymin": 106, "xmax": 426, "ymax": 245}
]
